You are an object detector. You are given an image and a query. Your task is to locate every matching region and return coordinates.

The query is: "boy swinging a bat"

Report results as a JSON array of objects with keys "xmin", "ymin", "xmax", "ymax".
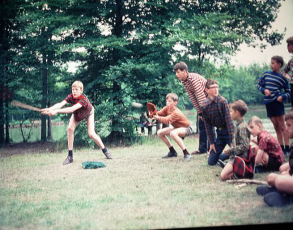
[
  {"xmin": 150, "ymin": 93, "xmax": 193, "ymax": 161},
  {"xmin": 41, "ymin": 81, "xmax": 112, "ymax": 165}
]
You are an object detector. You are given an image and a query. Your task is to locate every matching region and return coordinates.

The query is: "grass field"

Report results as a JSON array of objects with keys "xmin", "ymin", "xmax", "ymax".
[{"xmin": 0, "ymin": 135, "xmax": 292, "ymax": 230}]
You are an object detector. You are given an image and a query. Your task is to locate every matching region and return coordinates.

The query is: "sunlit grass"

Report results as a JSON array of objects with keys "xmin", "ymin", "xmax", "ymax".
[{"xmin": 0, "ymin": 136, "xmax": 292, "ymax": 230}]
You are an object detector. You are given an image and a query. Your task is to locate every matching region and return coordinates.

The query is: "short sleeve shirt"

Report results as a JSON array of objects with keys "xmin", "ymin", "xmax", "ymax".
[
  {"xmin": 65, "ymin": 93, "xmax": 93, "ymax": 122},
  {"xmin": 258, "ymin": 130, "xmax": 285, "ymax": 164}
]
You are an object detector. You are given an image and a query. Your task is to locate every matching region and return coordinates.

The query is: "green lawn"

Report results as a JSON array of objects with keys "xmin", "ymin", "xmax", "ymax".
[{"xmin": 0, "ymin": 136, "xmax": 292, "ymax": 230}]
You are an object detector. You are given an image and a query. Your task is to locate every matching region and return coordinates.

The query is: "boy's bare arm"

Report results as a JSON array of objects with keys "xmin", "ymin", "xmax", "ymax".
[
  {"xmin": 47, "ymin": 103, "xmax": 82, "ymax": 116},
  {"xmin": 41, "ymin": 100, "xmax": 67, "ymax": 114}
]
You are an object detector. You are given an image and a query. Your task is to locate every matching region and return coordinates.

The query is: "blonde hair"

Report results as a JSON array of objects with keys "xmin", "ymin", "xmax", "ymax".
[
  {"xmin": 166, "ymin": 93, "xmax": 178, "ymax": 102},
  {"xmin": 72, "ymin": 81, "xmax": 83, "ymax": 91},
  {"xmin": 248, "ymin": 116, "xmax": 262, "ymax": 127}
]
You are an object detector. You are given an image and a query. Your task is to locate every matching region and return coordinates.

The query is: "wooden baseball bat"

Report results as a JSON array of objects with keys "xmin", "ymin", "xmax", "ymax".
[{"xmin": 11, "ymin": 100, "xmax": 42, "ymax": 112}]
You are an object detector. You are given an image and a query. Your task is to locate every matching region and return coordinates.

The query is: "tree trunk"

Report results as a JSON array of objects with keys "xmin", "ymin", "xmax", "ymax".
[
  {"xmin": 0, "ymin": 16, "xmax": 5, "ymax": 145},
  {"xmin": 107, "ymin": 0, "xmax": 124, "ymax": 141},
  {"xmin": 47, "ymin": 101, "xmax": 52, "ymax": 140},
  {"xmin": 41, "ymin": 55, "xmax": 47, "ymax": 142},
  {"xmin": 5, "ymin": 99, "xmax": 9, "ymax": 144}
]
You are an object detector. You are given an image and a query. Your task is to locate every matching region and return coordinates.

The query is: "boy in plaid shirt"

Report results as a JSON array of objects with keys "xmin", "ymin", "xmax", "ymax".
[
  {"xmin": 220, "ymin": 100, "xmax": 251, "ymax": 180},
  {"xmin": 41, "ymin": 81, "xmax": 111, "ymax": 165},
  {"xmin": 201, "ymin": 79, "xmax": 234, "ymax": 166},
  {"xmin": 256, "ymin": 111, "xmax": 293, "ymax": 207},
  {"xmin": 248, "ymin": 116, "xmax": 285, "ymax": 172}
]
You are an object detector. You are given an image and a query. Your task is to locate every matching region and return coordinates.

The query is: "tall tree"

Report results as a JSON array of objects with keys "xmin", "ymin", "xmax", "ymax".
[
  {"xmin": 4, "ymin": 0, "xmax": 284, "ymax": 144},
  {"xmin": 0, "ymin": 0, "xmax": 24, "ymax": 145},
  {"xmin": 170, "ymin": 0, "xmax": 284, "ymax": 73}
]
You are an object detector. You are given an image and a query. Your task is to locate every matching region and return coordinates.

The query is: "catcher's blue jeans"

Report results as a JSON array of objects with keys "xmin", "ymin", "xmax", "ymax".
[
  {"xmin": 198, "ymin": 117, "xmax": 214, "ymax": 153},
  {"xmin": 208, "ymin": 128, "xmax": 230, "ymax": 165}
]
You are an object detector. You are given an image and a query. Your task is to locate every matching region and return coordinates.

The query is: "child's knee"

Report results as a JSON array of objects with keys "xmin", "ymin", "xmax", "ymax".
[
  {"xmin": 267, "ymin": 173, "xmax": 277, "ymax": 186},
  {"xmin": 67, "ymin": 126, "xmax": 74, "ymax": 134},
  {"xmin": 220, "ymin": 171, "xmax": 227, "ymax": 181},
  {"xmin": 88, "ymin": 132, "xmax": 97, "ymax": 139},
  {"xmin": 274, "ymin": 176, "xmax": 286, "ymax": 189},
  {"xmin": 157, "ymin": 129, "xmax": 163, "ymax": 137},
  {"xmin": 169, "ymin": 131, "xmax": 178, "ymax": 139}
]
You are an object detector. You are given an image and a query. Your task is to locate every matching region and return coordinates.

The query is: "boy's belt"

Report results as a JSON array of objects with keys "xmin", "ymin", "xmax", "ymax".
[{"xmin": 217, "ymin": 126, "xmax": 226, "ymax": 131}]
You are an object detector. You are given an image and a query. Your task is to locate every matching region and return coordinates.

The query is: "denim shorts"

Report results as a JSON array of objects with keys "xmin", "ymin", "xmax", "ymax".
[{"xmin": 265, "ymin": 100, "xmax": 284, "ymax": 118}]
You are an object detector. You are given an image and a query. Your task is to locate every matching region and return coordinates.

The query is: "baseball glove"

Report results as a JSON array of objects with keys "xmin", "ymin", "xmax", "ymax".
[{"xmin": 147, "ymin": 102, "xmax": 157, "ymax": 118}]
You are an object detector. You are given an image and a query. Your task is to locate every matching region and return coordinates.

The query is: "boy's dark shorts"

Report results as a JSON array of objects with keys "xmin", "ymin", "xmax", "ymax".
[
  {"xmin": 265, "ymin": 100, "xmax": 284, "ymax": 118},
  {"xmin": 266, "ymin": 155, "xmax": 282, "ymax": 171}
]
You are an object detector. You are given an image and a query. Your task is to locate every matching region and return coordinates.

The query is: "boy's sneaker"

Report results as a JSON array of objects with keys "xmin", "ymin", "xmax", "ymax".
[
  {"xmin": 256, "ymin": 185, "xmax": 277, "ymax": 196},
  {"xmin": 162, "ymin": 152, "xmax": 178, "ymax": 158},
  {"xmin": 63, "ymin": 156, "xmax": 73, "ymax": 165},
  {"xmin": 264, "ymin": 191, "xmax": 293, "ymax": 207},
  {"xmin": 216, "ymin": 159, "xmax": 226, "ymax": 168},
  {"xmin": 183, "ymin": 154, "xmax": 192, "ymax": 161},
  {"xmin": 104, "ymin": 152, "xmax": 112, "ymax": 159}
]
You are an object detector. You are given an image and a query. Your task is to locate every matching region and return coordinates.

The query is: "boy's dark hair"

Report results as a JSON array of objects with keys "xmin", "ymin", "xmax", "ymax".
[
  {"xmin": 230, "ymin": 100, "xmax": 248, "ymax": 117},
  {"xmin": 285, "ymin": 111, "xmax": 293, "ymax": 121},
  {"xmin": 173, "ymin": 61, "xmax": 188, "ymax": 72},
  {"xmin": 286, "ymin": 36, "xmax": 293, "ymax": 45},
  {"xmin": 166, "ymin": 93, "xmax": 179, "ymax": 102},
  {"xmin": 271, "ymin": 55, "xmax": 284, "ymax": 67},
  {"xmin": 205, "ymin": 79, "xmax": 219, "ymax": 89}
]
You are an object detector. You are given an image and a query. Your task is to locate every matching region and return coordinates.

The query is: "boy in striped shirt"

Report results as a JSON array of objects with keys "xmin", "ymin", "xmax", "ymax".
[
  {"xmin": 173, "ymin": 61, "xmax": 212, "ymax": 155},
  {"xmin": 41, "ymin": 81, "xmax": 111, "ymax": 165},
  {"xmin": 282, "ymin": 36, "xmax": 293, "ymax": 109},
  {"xmin": 257, "ymin": 55, "xmax": 291, "ymax": 155}
]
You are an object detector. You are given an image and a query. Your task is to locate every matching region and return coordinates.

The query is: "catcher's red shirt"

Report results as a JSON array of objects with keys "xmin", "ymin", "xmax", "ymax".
[
  {"xmin": 65, "ymin": 93, "xmax": 93, "ymax": 122},
  {"xmin": 156, "ymin": 106, "xmax": 190, "ymax": 128}
]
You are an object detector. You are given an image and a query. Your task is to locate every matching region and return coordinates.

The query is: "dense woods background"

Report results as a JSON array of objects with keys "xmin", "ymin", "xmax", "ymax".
[{"xmin": 0, "ymin": 0, "xmax": 288, "ymax": 145}]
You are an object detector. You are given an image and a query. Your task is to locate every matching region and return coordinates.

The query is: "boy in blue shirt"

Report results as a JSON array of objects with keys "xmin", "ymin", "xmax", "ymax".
[{"xmin": 257, "ymin": 55, "xmax": 291, "ymax": 155}]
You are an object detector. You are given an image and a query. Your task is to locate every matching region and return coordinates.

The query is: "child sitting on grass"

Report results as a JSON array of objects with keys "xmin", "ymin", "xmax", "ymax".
[
  {"xmin": 153, "ymin": 93, "xmax": 193, "ymax": 161},
  {"xmin": 220, "ymin": 100, "xmax": 251, "ymax": 180},
  {"xmin": 41, "ymin": 80, "xmax": 111, "ymax": 165},
  {"xmin": 248, "ymin": 116, "xmax": 285, "ymax": 173},
  {"xmin": 256, "ymin": 111, "xmax": 293, "ymax": 207}
]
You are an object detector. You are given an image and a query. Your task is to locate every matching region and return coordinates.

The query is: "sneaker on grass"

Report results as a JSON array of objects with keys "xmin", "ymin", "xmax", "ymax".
[
  {"xmin": 63, "ymin": 156, "xmax": 73, "ymax": 165},
  {"xmin": 256, "ymin": 185, "xmax": 277, "ymax": 196},
  {"xmin": 264, "ymin": 191, "xmax": 293, "ymax": 207},
  {"xmin": 104, "ymin": 151, "xmax": 112, "ymax": 159},
  {"xmin": 183, "ymin": 154, "xmax": 191, "ymax": 161},
  {"xmin": 216, "ymin": 159, "xmax": 226, "ymax": 168},
  {"xmin": 162, "ymin": 152, "xmax": 178, "ymax": 158}
]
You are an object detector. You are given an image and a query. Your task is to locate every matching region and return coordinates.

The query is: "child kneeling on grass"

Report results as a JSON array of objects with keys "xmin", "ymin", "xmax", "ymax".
[
  {"xmin": 41, "ymin": 81, "xmax": 111, "ymax": 165},
  {"xmin": 220, "ymin": 100, "xmax": 251, "ymax": 180},
  {"xmin": 256, "ymin": 111, "xmax": 293, "ymax": 207},
  {"xmin": 153, "ymin": 93, "xmax": 193, "ymax": 161},
  {"xmin": 248, "ymin": 116, "xmax": 285, "ymax": 173}
]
